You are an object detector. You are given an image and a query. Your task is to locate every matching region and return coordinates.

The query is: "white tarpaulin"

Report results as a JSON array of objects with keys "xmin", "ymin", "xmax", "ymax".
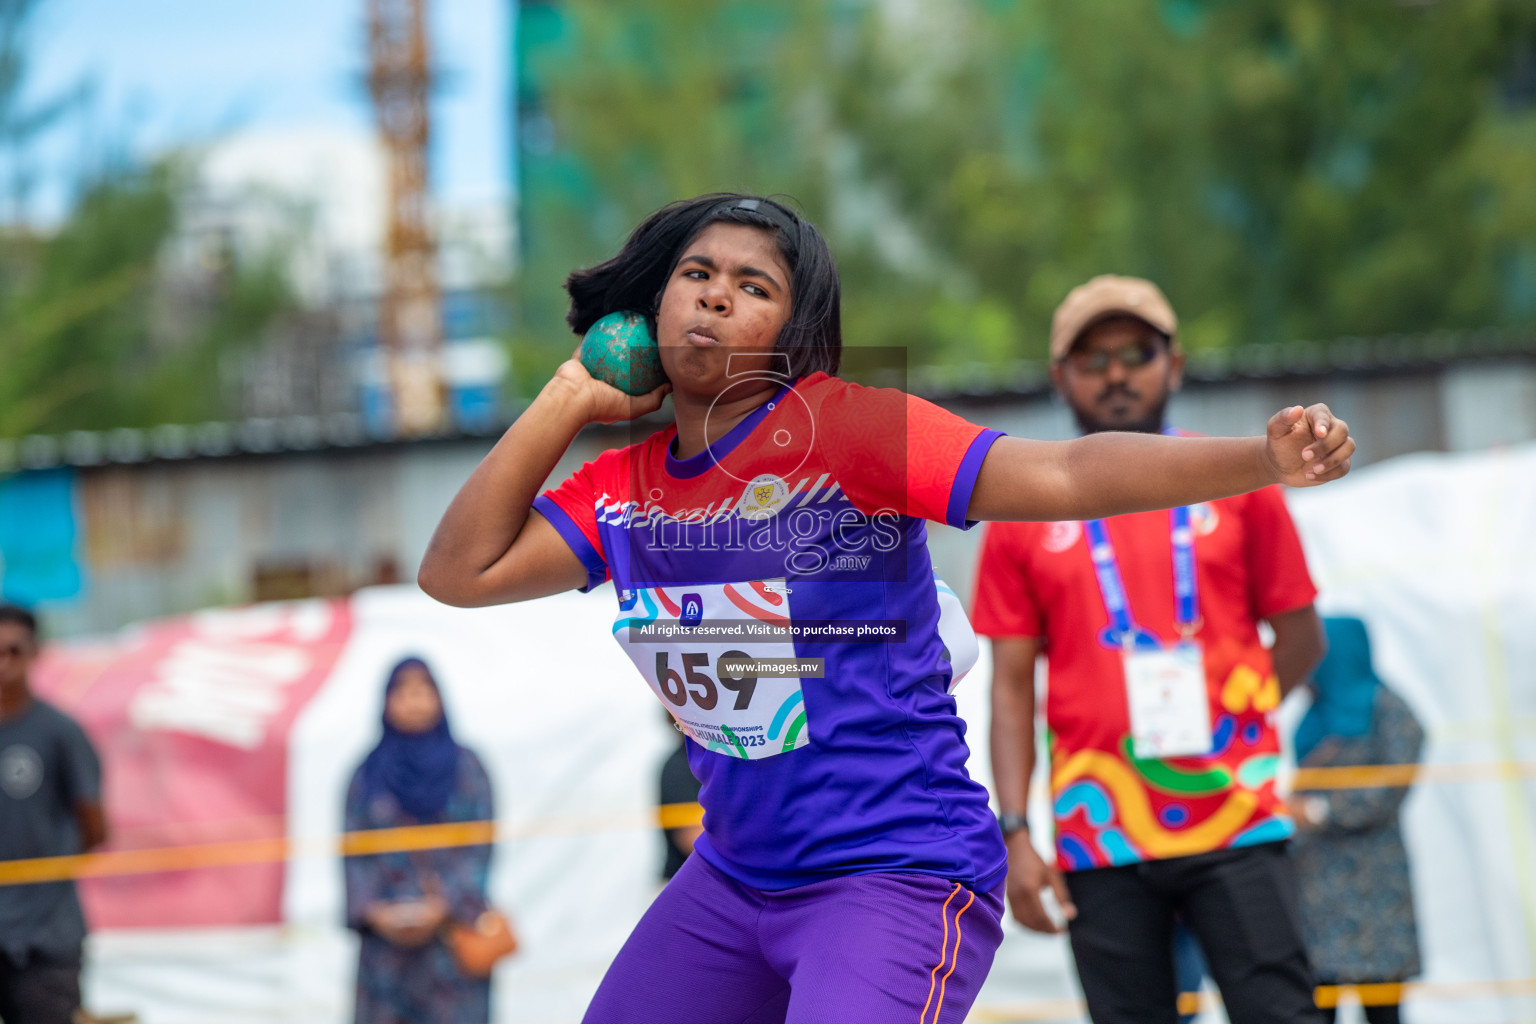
[
  {"xmin": 46, "ymin": 442, "xmax": 1536, "ymax": 1024},
  {"xmin": 1283, "ymin": 442, "xmax": 1536, "ymax": 1023}
]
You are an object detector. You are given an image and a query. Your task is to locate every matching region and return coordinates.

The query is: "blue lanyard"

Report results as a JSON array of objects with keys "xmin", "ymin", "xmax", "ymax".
[
  {"xmin": 1084, "ymin": 506, "xmax": 1201, "ymax": 648},
  {"xmin": 1169, "ymin": 505, "xmax": 1200, "ymax": 632}
]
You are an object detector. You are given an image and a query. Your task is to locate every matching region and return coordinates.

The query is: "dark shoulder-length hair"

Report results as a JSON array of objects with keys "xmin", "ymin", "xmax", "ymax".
[{"xmin": 565, "ymin": 193, "xmax": 842, "ymax": 378}]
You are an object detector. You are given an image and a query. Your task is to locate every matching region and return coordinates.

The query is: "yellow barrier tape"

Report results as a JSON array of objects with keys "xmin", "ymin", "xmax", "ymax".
[
  {"xmin": 0, "ymin": 760, "xmax": 1529, "ymax": 888},
  {"xmin": 1292, "ymin": 759, "xmax": 1536, "ymax": 790},
  {"xmin": 0, "ymin": 783, "xmax": 1532, "ymax": 1017},
  {"xmin": 0, "ymin": 803, "xmax": 705, "ymax": 887}
]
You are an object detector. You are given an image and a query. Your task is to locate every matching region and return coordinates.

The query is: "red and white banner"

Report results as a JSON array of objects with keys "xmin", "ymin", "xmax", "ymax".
[{"xmin": 33, "ymin": 599, "xmax": 353, "ymax": 927}]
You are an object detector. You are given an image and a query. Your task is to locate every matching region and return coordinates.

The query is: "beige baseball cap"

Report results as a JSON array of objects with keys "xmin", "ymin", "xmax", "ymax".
[{"xmin": 1050, "ymin": 275, "xmax": 1178, "ymax": 361}]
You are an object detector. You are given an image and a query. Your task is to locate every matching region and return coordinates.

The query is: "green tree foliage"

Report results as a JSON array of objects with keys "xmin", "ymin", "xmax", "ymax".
[
  {"xmin": 1, "ymin": 0, "xmax": 86, "ymax": 222},
  {"xmin": 515, "ymin": 0, "xmax": 842, "ymax": 386},
  {"xmin": 524, "ymin": 0, "xmax": 1536, "ymax": 373},
  {"xmin": 0, "ymin": 165, "xmax": 295, "ymax": 437},
  {"xmin": 0, "ymin": 0, "xmax": 296, "ymax": 438}
]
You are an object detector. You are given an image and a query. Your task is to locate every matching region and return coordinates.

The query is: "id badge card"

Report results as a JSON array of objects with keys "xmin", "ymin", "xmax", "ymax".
[{"xmin": 1123, "ymin": 642, "xmax": 1213, "ymax": 759}]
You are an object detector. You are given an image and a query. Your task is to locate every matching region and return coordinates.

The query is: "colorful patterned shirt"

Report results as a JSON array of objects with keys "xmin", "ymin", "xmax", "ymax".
[{"xmin": 972, "ymin": 485, "xmax": 1317, "ymax": 870}]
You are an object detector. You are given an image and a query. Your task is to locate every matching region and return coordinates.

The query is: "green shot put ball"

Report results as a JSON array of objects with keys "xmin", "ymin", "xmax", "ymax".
[{"xmin": 579, "ymin": 311, "xmax": 667, "ymax": 396}]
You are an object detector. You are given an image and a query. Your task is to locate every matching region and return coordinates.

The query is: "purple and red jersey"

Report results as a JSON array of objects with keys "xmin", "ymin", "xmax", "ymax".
[{"xmin": 535, "ymin": 372, "xmax": 1008, "ymax": 891}]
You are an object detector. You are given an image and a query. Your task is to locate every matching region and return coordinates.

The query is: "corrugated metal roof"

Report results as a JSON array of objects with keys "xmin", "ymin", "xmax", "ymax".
[
  {"xmin": 3, "ymin": 330, "xmax": 1531, "ymax": 473},
  {"xmin": 911, "ymin": 328, "xmax": 1536, "ymax": 400}
]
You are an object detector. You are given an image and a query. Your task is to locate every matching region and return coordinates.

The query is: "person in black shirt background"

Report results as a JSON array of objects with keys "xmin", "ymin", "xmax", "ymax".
[{"xmin": 0, "ymin": 604, "xmax": 106, "ymax": 1024}]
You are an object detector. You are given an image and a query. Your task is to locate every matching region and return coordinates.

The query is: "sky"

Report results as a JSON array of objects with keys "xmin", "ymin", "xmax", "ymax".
[{"xmin": 20, "ymin": 0, "xmax": 510, "ymax": 220}]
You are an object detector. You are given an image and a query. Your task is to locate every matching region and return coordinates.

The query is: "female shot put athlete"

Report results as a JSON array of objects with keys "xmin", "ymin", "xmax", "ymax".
[{"xmin": 418, "ymin": 194, "xmax": 1354, "ymax": 1024}]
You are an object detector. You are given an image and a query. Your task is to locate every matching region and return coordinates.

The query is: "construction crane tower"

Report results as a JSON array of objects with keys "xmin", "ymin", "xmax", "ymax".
[{"xmin": 367, "ymin": 0, "xmax": 444, "ymax": 434}]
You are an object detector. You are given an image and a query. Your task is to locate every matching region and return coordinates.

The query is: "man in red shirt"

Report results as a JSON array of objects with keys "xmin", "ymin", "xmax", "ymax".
[{"xmin": 972, "ymin": 276, "xmax": 1328, "ymax": 1024}]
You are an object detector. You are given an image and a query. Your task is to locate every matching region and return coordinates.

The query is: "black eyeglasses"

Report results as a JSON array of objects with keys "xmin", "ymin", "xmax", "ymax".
[{"xmin": 1066, "ymin": 339, "xmax": 1165, "ymax": 374}]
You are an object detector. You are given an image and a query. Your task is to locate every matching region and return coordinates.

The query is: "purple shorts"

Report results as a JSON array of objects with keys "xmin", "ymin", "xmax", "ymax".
[{"xmin": 583, "ymin": 855, "xmax": 1005, "ymax": 1024}]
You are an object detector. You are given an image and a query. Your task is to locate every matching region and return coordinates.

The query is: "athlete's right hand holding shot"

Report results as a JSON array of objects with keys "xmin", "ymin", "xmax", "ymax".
[{"xmin": 418, "ymin": 194, "xmax": 1353, "ymax": 1024}]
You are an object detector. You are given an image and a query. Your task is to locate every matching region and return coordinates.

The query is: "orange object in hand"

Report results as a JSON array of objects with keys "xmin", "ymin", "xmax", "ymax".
[{"xmin": 445, "ymin": 909, "xmax": 519, "ymax": 978}]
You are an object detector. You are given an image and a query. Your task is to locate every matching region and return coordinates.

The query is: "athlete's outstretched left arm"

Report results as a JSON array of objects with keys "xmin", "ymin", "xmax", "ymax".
[{"xmin": 967, "ymin": 404, "xmax": 1353, "ymax": 523}]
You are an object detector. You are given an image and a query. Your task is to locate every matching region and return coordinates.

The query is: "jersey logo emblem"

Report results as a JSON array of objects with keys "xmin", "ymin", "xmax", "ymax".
[
  {"xmin": 740, "ymin": 474, "xmax": 790, "ymax": 520},
  {"xmin": 680, "ymin": 593, "xmax": 704, "ymax": 626},
  {"xmin": 1190, "ymin": 502, "xmax": 1220, "ymax": 535},
  {"xmin": 1042, "ymin": 521, "xmax": 1083, "ymax": 553}
]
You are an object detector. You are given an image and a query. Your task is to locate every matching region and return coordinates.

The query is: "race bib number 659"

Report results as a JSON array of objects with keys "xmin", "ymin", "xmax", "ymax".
[{"xmin": 613, "ymin": 580, "xmax": 812, "ymax": 760}]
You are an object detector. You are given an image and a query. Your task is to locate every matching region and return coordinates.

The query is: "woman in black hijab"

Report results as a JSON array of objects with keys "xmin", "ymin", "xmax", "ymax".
[{"xmin": 343, "ymin": 657, "xmax": 496, "ymax": 1024}]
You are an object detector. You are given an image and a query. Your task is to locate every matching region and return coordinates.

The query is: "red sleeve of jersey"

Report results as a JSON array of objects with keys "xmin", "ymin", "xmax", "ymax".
[
  {"xmin": 532, "ymin": 454, "xmax": 614, "ymax": 593},
  {"xmin": 1242, "ymin": 485, "xmax": 1318, "ymax": 620},
  {"xmin": 816, "ymin": 379, "xmax": 1004, "ymax": 528},
  {"xmin": 970, "ymin": 522, "xmax": 1045, "ymax": 638}
]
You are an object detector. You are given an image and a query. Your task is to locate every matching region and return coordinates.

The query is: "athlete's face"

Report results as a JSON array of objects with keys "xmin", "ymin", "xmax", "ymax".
[
  {"xmin": 1051, "ymin": 317, "xmax": 1184, "ymax": 434},
  {"xmin": 655, "ymin": 222, "xmax": 793, "ymax": 399}
]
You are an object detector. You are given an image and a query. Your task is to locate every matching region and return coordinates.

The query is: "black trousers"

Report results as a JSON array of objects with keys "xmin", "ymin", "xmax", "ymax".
[
  {"xmin": 1064, "ymin": 842, "xmax": 1325, "ymax": 1024},
  {"xmin": 0, "ymin": 953, "xmax": 81, "ymax": 1024},
  {"xmin": 1322, "ymin": 1005, "xmax": 1400, "ymax": 1024}
]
